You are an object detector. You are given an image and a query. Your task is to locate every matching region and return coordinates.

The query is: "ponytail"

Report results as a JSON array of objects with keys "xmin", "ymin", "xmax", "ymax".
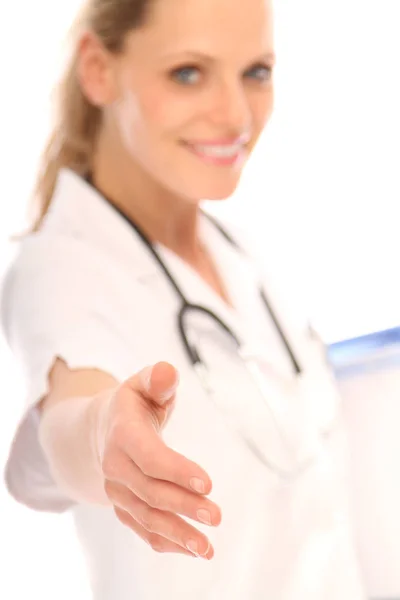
[
  {"xmin": 32, "ymin": 50, "xmax": 101, "ymax": 230},
  {"xmin": 30, "ymin": 0, "xmax": 151, "ymax": 230}
]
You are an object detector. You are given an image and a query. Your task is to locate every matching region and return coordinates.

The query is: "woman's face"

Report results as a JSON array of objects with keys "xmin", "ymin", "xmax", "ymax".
[{"xmin": 103, "ymin": 0, "xmax": 275, "ymax": 201}]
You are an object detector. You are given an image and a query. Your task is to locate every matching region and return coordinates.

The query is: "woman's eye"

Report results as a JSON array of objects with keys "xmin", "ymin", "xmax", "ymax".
[
  {"xmin": 245, "ymin": 64, "xmax": 273, "ymax": 82},
  {"xmin": 171, "ymin": 66, "xmax": 201, "ymax": 85}
]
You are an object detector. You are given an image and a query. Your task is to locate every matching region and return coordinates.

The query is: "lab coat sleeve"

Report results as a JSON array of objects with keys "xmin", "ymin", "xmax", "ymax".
[{"xmin": 0, "ymin": 233, "xmax": 140, "ymax": 513}]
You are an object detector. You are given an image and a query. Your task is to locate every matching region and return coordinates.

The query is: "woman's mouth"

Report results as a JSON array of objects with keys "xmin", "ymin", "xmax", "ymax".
[
  {"xmin": 183, "ymin": 136, "xmax": 249, "ymax": 167},
  {"xmin": 186, "ymin": 142, "xmax": 246, "ymax": 166}
]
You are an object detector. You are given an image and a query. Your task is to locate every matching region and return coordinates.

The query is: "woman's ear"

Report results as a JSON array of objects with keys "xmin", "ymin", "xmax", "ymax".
[{"xmin": 76, "ymin": 31, "xmax": 119, "ymax": 106}]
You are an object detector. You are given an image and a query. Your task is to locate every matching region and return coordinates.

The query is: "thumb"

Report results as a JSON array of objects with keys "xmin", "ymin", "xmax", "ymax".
[{"xmin": 136, "ymin": 362, "xmax": 180, "ymax": 407}]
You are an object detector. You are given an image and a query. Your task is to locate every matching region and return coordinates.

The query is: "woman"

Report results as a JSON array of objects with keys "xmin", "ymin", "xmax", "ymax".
[{"xmin": 1, "ymin": 0, "xmax": 366, "ymax": 598}]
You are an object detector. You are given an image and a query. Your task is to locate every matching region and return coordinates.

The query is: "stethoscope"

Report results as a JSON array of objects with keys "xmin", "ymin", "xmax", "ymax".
[{"xmin": 86, "ymin": 175, "xmax": 336, "ymax": 480}]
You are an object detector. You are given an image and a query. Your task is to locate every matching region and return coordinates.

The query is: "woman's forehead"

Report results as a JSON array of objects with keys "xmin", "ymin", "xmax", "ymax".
[{"xmin": 128, "ymin": 0, "xmax": 274, "ymax": 56}]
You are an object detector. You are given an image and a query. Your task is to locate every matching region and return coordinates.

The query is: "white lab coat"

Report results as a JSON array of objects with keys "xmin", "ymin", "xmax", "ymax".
[{"xmin": 1, "ymin": 169, "xmax": 366, "ymax": 599}]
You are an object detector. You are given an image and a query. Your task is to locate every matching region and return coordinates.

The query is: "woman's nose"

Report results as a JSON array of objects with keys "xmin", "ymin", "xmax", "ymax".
[{"xmin": 207, "ymin": 80, "xmax": 252, "ymax": 133}]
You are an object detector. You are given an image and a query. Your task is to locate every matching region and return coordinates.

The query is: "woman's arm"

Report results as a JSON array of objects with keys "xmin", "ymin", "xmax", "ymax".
[
  {"xmin": 38, "ymin": 359, "xmax": 117, "ymax": 504},
  {"xmin": 38, "ymin": 359, "xmax": 220, "ymax": 558}
]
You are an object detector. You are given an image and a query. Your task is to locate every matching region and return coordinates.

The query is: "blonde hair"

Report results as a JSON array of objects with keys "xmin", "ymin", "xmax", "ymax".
[{"xmin": 32, "ymin": 0, "xmax": 152, "ymax": 230}]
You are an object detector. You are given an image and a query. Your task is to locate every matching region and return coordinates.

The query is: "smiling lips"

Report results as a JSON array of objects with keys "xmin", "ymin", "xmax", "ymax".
[{"xmin": 184, "ymin": 135, "xmax": 250, "ymax": 166}]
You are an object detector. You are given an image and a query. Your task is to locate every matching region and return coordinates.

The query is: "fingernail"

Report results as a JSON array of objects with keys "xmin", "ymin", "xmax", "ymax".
[
  {"xmin": 158, "ymin": 372, "xmax": 180, "ymax": 403},
  {"xmin": 186, "ymin": 540, "xmax": 199, "ymax": 556},
  {"xmin": 190, "ymin": 477, "xmax": 205, "ymax": 494},
  {"xmin": 186, "ymin": 539, "xmax": 210, "ymax": 559},
  {"xmin": 197, "ymin": 509, "xmax": 212, "ymax": 526},
  {"xmin": 140, "ymin": 366, "xmax": 153, "ymax": 393}
]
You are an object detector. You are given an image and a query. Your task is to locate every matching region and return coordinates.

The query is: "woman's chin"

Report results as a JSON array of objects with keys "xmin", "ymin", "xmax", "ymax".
[{"xmin": 194, "ymin": 174, "xmax": 244, "ymax": 202}]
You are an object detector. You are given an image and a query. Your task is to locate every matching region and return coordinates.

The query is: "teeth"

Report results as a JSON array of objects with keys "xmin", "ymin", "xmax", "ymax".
[{"xmin": 192, "ymin": 144, "xmax": 242, "ymax": 158}]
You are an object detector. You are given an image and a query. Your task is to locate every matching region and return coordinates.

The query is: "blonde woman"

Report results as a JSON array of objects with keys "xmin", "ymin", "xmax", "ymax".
[{"xmin": 1, "ymin": 0, "xmax": 366, "ymax": 598}]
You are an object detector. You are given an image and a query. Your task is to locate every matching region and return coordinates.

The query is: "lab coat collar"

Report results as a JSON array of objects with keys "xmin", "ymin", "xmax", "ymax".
[{"xmin": 43, "ymin": 168, "xmax": 252, "ymax": 338}]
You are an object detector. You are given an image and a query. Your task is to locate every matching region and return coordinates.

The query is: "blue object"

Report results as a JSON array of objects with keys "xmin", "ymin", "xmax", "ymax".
[{"xmin": 327, "ymin": 325, "xmax": 400, "ymax": 379}]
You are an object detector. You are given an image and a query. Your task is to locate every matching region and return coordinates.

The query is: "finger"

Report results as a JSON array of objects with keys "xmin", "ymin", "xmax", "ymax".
[
  {"xmin": 108, "ymin": 452, "xmax": 221, "ymax": 526},
  {"xmin": 120, "ymin": 421, "xmax": 213, "ymax": 495},
  {"xmin": 114, "ymin": 506, "xmax": 197, "ymax": 557},
  {"xmin": 126, "ymin": 362, "xmax": 179, "ymax": 407},
  {"xmin": 112, "ymin": 485, "xmax": 213, "ymax": 558}
]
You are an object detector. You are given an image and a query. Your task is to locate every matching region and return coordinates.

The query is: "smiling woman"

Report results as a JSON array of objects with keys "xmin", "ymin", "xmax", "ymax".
[
  {"xmin": 33, "ymin": 0, "xmax": 275, "ymax": 237},
  {"xmin": 0, "ymin": 0, "xmax": 368, "ymax": 599}
]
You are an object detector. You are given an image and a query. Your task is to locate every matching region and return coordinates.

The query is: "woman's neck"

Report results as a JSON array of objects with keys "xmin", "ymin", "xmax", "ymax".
[
  {"xmin": 91, "ymin": 136, "xmax": 232, "ymax": 307},
  {"xmin": 91, "ymin": 140, "xmax": 202, "ymax": 263}
]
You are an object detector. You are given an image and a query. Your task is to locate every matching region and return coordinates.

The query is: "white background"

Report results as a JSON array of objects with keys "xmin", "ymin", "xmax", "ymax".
[{"xmin": 0, "ymin": 0, "xmax": 399, "ymax": 598}]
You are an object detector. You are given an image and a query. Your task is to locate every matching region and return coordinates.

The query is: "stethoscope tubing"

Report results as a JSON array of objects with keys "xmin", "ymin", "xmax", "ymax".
[{"xmin": 85, "ymin": 174, "xmax": 302, "ymax": 375}]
